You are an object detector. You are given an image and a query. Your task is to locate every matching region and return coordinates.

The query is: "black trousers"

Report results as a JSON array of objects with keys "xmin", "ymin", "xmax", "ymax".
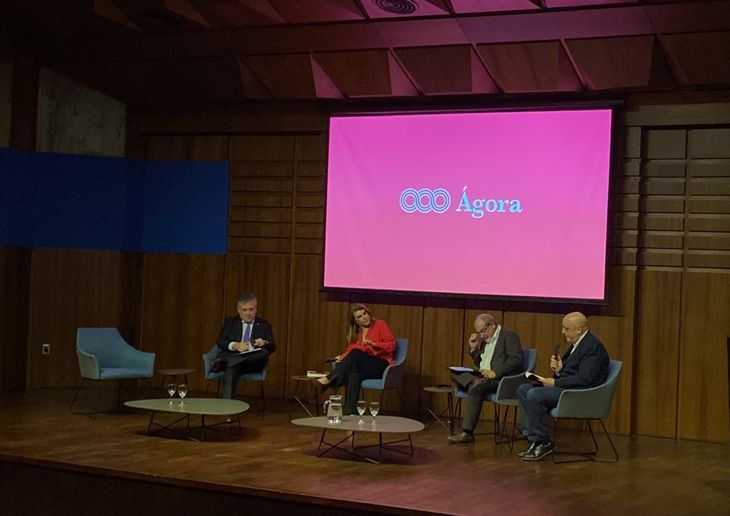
[
  {"xmin": 450, "ymin": 371, "xmax": 499, "ymax": 432},
  {"xmin": 220, "ymin": 349, "xmax": 270, "ymax": 399},
  {"xmin": 327, "ymin": 349, "xmax": 388, "ymax": 414}
]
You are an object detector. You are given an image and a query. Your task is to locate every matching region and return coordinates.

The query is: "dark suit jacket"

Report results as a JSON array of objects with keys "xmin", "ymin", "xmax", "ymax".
[
  {"xmin": 215, "ymin": 316, "xmax": 276, "ymax": 354},
  {"xmin": 468, "ymin": 327, "xmax": 523, "ymax": 379},
  {"xmin": 554, "ymin": 331, "xmax": 609, "ymax": 389}
]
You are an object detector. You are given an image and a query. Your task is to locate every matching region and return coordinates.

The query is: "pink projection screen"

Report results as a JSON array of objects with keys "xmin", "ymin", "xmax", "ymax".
[{"xmin": 323, "ymin": 109, "xmax": 613, "ymax": 301}]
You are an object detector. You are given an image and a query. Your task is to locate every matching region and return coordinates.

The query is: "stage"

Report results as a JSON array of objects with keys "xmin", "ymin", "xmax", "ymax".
[{"xmin": 1, "ymin": 389, "xmax": 728, "ymax": 515}]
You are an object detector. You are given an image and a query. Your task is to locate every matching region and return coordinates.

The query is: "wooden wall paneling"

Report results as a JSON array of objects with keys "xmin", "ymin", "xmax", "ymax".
[
  {"xmin": 188, "ymin": 135, "xmax": 229, "ymax": 161},
  {"xmin": 139, "ymin": 253, "xmax": 225, "ymax": 393},
  {"xmin": 293, "ymin": 134, "xmax": 326, "ymax": 256},
  {"xmin": 591, "ymin": 266, "xmax": 636, "ymax": 435},
  {"xmin": 504, "ymin": 311, "xmax": 563, "ymax": 377},
  {"xmin": 287, "ymin": 255, "xmax": 350, "ymax": 400},
  {"xmin": 27, "ymin": 249, "xmax": 125, "ymax": 388},
  {"xmin": 633, "ymin": 269, "xmax": 681, "ymax": 437},
  {"xmin": 678, "ymin": 271, "xmax": 730, "ymax": 442},
  {"xmin": 118, "ymin": 252, "xmax": 144, "ymax": 349},
  {"xmin": 420, "ymin": 306, "xmax": 465, "ymax": 419},
  {"xmin": 146, "ymin": 135, "xmax": 189, "ymax": 160},
  {"xmin": 222, "ymin": 254, "xmax": 291, "ymax": 400},
  {"xmin": 0, "ymin": 247, "xmax": 30, "ymax": 391},
  {"xmin": 228, "ymin": 136, "xmax": 295, "ymax": 254}
]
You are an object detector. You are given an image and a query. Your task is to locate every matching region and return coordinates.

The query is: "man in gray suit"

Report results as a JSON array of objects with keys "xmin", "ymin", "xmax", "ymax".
[{"xmin": 449, "ymin": 313, "xmax": 523, "ymax": 444}]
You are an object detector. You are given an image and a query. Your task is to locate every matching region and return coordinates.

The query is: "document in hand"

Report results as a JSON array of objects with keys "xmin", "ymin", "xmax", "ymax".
[
  {"xmin": 238, "ymin": 347, "xmax": 263, "ymax": 356},
  {"xmin": 525, "ymin": 371, "xmax": 543, "ymax": 382},
  {"xmin": 449, "ymin": 366, "xmax": 481, "ymax": 375}
]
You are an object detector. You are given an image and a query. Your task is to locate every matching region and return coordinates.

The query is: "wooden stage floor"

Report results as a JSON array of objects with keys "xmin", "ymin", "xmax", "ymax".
[{"xmin": 1, "ymin": 389, "xmax": 729, "ymax": 515}]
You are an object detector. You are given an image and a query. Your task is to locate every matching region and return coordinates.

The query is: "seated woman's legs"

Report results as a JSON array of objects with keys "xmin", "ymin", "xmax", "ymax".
[{"xmin": 323, "ymin": 350, "xmax": 387, "ymax": 414}]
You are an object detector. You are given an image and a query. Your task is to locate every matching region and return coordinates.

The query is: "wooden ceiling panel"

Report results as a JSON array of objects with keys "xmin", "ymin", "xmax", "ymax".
[
  {"xmin": 477, "ymin": 40, "xmax": 582, "ymax": 93},
  {"xmin": 115, "ymin": 0, "xmax": 212, "ymax": 30},
  {"xmin": 242, "ymin": 53, "xmax": 318, "ymax": 98},
  {"xmin": 270, "ymin": 0, "xmax": 364, "ymax": 23},
  {"xmin": 659, "ymin": 31, "xmax": 730, "ymax": 87},
  {"xmin": 182, "ymin": 56, "xmax": 248, "ymax": 102},
  {"xmin": 458, "ymin": 6, "xmax": 653, "ymax": 44},
  {"xmin": 566, "ymin": 35, "xmax": 664, "ymax": 90},
  {"xmin": 192, "ymin": 0, "xmax": 286, "ymax": 27},
  {"xmin": 4, "ymin": 0, "xmax": 729, "ymax": 106},
  {"xmin": 545, "ymin": 0, "xmax": 635, "ymax": 7},
  {"xmin": 450, "ymin": 0, "xmax": 541, "ymax": 13},
  {"xmin": 93, "ymin": 0, "xmax": 140, "ymax": 31},
  {"xmin": 56, "ymin": 60, "xmax": 200, "ymax": 105},
  {"xmin": 394, "ymin": 45, "xmax": 498, "ymax": 95},
  {"xmin": 314, "ymin": 49, "xmax": 417, "ymax": 97},
  {"xmin": 359, "ymin": 0, "xmax": 450, "ymax": 19}
]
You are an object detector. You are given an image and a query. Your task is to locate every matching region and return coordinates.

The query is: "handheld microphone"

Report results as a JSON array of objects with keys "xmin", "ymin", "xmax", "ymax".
[{"xmin": 553, "ymin": 345, "xmax": 561, "ymax": 360}]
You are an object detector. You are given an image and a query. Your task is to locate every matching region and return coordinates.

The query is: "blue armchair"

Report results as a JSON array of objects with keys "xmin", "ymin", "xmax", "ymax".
[
  {"xmin": 70, "ymin": 327, "xmax": 155, "ymax": 418},
  {"xmin": 549, "ymin": 359, "xmax": 622, "ymax": 463},
  {"xmin": 455, "ymin": 347, "xmax": 537, "ymax": 449},
  {"xmin": 360, "ymin": 338, "xmax": 408, "ymax": 410},
  {"xmin": 202, "ymin": 344, "xmax": 267, "ymax": 413}
]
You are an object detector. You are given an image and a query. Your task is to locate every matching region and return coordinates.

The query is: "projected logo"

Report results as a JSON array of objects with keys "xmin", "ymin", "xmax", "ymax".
[
  {"xmin": 399, "ymin": 187, "xmax": 523, "ymax": 218},
  {"xmin": 399, "ymin": 188, "xmax": 451, "ymax": 214}
]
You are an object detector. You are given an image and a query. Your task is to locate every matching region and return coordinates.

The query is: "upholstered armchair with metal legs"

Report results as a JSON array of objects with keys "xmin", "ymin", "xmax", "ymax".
[
  {"xmin": 455, "ymin": 347, "xmax": 537, "ymax": 449},
  {"xmin": 202, "ymin": 344, "xmax": 267, "ymax": 413},
  {"xmin": 549, "ymin": 359, "xmax": 623, "ymax": 463},
  {"xmin": 360, "ymin": 338, "xmax": 408, "ymax": 409},
  {"xmin": 70, "ymin": 327, "xmax": 155, "ymax": 418}
]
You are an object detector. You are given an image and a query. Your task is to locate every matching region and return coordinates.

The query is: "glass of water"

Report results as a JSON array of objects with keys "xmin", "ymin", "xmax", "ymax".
[
  {"xmin": 177, "ymin": 384, "xmax": 188, "ymax": 405},
  {"xmin": 167, "ymin": 383, "xmax": 177, "ymax": 404},
  {"xmin": 369, "ymin": 401, "xmax": 380, "ymax": 424},
  {"xmin": 356, "ymin": 400, "xmax": 367, "ymax": 425}
]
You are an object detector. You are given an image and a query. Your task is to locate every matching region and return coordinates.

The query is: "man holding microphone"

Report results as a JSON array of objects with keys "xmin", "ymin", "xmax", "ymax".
[{"xmin": 517, "ymin": 311, "xmax": 609, "ymax": 461}]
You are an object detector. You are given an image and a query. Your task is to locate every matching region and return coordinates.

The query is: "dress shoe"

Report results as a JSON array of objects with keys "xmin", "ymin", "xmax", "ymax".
[
  {"xmin": 448, "ymin": 431, "xmax": 475, "ymax": 444},
  {"xmin": 517, "ymin": 441, "xmax": 537, "ymax": 458},
  {"xmin": 521, "ymin": 441, "xmax": 554, "ymax": 461}
]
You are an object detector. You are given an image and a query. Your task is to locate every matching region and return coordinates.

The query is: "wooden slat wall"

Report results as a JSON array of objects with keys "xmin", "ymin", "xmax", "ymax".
[
  {"xmin": 0, "ymin": 247, "xmax": 30, "ymax": 391},
  {"xmin": 630, "ymin": 124, "xmax": 730, "ymax": 442},
  {"xmin": 6, "ymin": 101, "xmax": 728, "ymax": 442},
  {"xmin": 25, "ymin": 249, "xmax": 139, "ymax": 388}
]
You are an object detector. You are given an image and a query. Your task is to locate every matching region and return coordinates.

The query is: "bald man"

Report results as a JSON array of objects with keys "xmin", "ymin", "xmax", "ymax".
[{"xmin": 517, "ymin": 312, "xmax": 609, "ymax": 461}]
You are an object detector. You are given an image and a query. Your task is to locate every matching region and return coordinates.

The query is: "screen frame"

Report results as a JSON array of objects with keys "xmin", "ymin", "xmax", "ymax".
[{"xmin": 320, "ymin": 102, "xmax": 619, "ymax": 306}]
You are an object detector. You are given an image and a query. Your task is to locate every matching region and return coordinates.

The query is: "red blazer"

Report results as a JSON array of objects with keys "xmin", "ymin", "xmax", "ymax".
[{"xmin": 341, "ymin": 319, "xmax": 396, "ymax": 364}]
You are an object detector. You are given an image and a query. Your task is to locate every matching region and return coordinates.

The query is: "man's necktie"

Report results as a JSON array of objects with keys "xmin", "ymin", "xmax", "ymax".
[{"xmin": 243, "ymin": 322, "xmax": 252, "ymax": 343}]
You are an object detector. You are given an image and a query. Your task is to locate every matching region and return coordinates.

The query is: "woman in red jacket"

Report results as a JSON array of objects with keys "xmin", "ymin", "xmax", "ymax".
[{"xmin": 317, "ymin": 303, "xmax": 396, "ymax": 414}]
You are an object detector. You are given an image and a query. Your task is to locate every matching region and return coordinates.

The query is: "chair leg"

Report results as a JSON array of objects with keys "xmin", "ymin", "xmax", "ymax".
[
  {"xmin": 552, "ymin": 418, "xmax": 619, "ymax": 463},
  {"xmin": 69, "ymin": 378, "xmax": 87, "ymax": 413},
  {"xmin": 93, "ymin": 380, "xmax": 102, "ymax": 419}
]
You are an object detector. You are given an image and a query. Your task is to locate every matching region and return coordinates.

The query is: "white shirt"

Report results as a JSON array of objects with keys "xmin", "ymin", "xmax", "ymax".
[{"xmin": 479, "ymin": 324, "xmax": 501, "ymax": 371}]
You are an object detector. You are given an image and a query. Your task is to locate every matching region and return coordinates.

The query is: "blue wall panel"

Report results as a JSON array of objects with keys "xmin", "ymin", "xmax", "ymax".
[{"xmin": 0, "ymin": 148, "xmax": 228, "ymax": 254}]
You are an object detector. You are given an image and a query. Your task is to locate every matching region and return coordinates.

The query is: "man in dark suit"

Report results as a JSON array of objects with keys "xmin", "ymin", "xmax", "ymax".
[
  {"xmin": 517, "ymin": 311, "xmax": 609, "ymax": 461},
  {"xmin": 213, "ymin": 293, "xmax": 276, "ymax": 399},
  {"xmin": 448, "ymin": 313, "xmax": 523, "ymax": 444}
]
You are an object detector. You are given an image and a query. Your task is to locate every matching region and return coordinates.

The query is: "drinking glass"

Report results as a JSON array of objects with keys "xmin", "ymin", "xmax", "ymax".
[
  {"xmin": 369, "ymin": 401, "xmax": 380, "ymax": 423},
  {"xmin": 178, "ymin": 383, "xmax": 188, "ymax": 405},
  {"xmin": 167, "ymin": 383, "xmax": 177, "ymax": 404},
  {"xmin": 356, "ymin": 400, "xmax": 367, "ymax": 425}
]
